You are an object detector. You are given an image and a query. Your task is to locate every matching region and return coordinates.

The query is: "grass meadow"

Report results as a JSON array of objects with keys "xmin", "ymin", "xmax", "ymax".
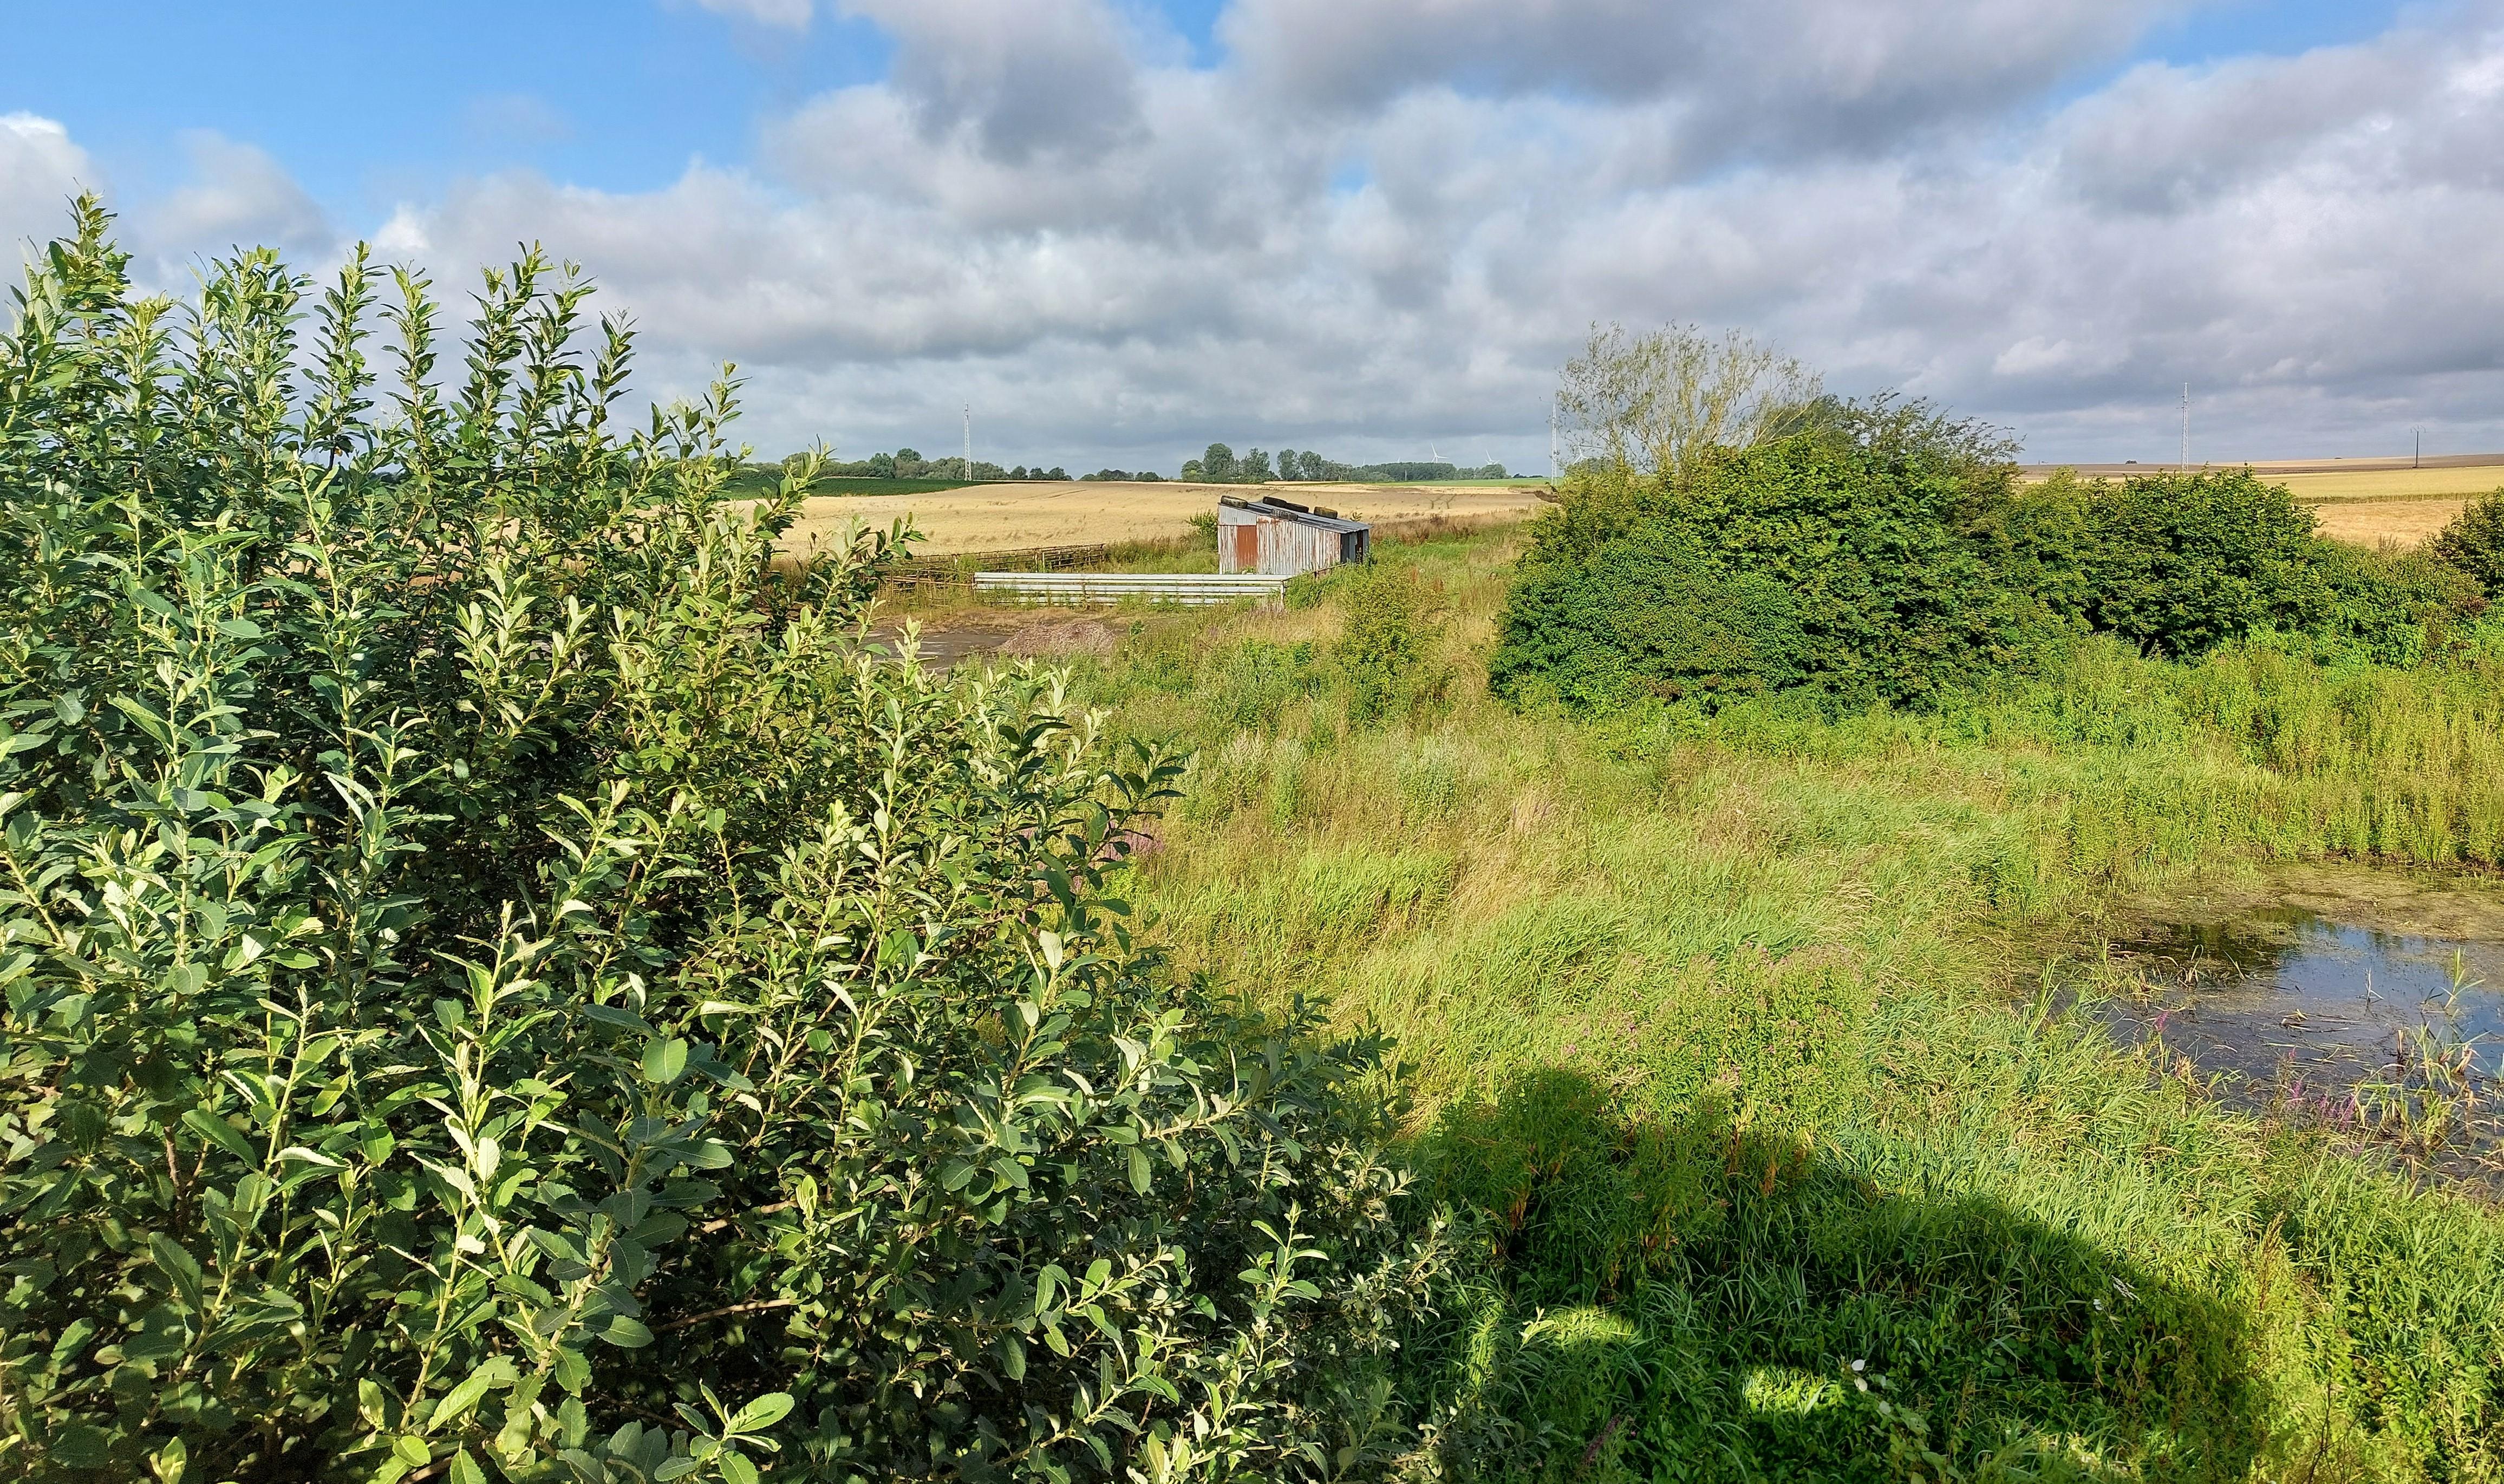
[{"xmin": 1016, "ymin": 521, "xmax": 2504, "ymax": 1481}]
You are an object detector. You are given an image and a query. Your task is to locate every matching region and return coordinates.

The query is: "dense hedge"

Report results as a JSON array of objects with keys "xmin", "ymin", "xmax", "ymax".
[
  {"xmin": 0, "ymin": 202, "xmax": 1443, "ymax": 1482},
  {"xmin": 1491, "ymin": 421, "xmax": 2058, "ymax": 710},
  {"xmin": 1494, "ymin": 426, "xmax": 2488, "ymax": 714},
  {"xmin": 2432, "ymin": 488, "xmax": 2504, "ymax": 597}
]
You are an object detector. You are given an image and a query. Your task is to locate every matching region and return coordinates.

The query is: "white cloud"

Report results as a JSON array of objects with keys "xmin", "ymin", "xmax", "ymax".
[
  {"xmin": 26, "ymin": 3, "xmax": 2504, "ymax": 469},
  {"xmin": 687, "ymin": 0, "xmax": 817, "ymax": 28},
  {"xmin": 0, "ymin": 113, "xmax": 94, "ymax": 263},
  {"xmin": 152, "ymin": 130, "xmax": 330, "ymax": 254}
]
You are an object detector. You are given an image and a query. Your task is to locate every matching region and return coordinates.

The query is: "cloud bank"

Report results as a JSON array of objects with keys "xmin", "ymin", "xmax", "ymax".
[{"xmin": 21, "ymin": 1, "xmax": 2504, "ymax": 467}]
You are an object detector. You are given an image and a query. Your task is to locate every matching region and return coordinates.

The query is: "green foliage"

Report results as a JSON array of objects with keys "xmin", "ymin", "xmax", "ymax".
[
  {"xmin": 2430, "ymin": 488, "xmax": 2504, "ymax": 596},
  {"xmin": 2024, "ymin": 469, "xmax": 2485, "ymax": 666},
  {"xmin": 1064, "ymin": 525, "xmax": 2504, "ymax": 1481},
  {"xmin": 1412, "ymin": 1074, "xmax": 2272, "ymax": 1481},
  {"xmin": 1333, "ymin": 565, "xmax": 1444, "ymax": 724},
  {"xmin": 2304, "ymin": 542, "xmax": 2488, "ymax": 666},
  {"xmin": 1496, "ymin": 418, "xmax": 2486, "ymax": 717},
  {"xmin": 1183, "ymin": 447, "xmax": 1499, "ymax": 485},
  {"xmin": 1490, "ymin": 429, "xmax": 2057, "ymax": 711},
  {"xmin": 1485, "ymin": 525, "xmax": 1809, "ymax": 709},
  {"xmin": 0, "ymin": 201, "xmax": 1440, "ymax": 1482},
  {"xmin": 2059, "ymin": 469, "xmax": 2328, "ymax": 657}
]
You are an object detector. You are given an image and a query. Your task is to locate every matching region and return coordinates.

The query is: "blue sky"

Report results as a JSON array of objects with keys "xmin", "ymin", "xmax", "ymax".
[
  {"xmin": 4, "ymin": 0, "xmax": 2498, "ymax": 468},
  {"xmin": 15, "ymin": 1, "xmax": 2410, "ymax": 204}
]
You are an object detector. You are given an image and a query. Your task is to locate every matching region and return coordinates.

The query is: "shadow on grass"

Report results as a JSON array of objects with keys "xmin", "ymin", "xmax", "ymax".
[{"xmin": 1398, "ymin": 1067, "xmax": 2262, "ymax": 1483}]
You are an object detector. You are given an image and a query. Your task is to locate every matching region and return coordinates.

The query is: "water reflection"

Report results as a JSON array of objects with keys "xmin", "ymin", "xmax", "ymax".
[{"xmin": 2094, "ymin": 869, "xmax": 2504, "ymax": 1181}]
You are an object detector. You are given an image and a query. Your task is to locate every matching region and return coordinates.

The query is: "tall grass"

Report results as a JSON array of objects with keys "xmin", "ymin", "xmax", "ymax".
[{"xmin": 1052, "ymin": 524, "xmax": 2504, "ymax": 1480}]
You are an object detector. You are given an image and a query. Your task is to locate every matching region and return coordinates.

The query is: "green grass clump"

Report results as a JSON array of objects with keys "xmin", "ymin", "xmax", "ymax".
[{"xmin": 1054, "ymin": 524, "xmax": 2504, "ymax": 1481}]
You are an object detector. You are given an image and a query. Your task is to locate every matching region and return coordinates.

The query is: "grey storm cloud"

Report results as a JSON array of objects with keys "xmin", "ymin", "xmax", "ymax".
[
  {"xmin": 30, "ymin": 0, "xmax": 2504, "ymax": 466},
  {"xmin": 836, "ymin": 0, "xmax": 1146, "ymax": 165},
  {"xmin": 1222, "ymin": 0, "xmax": 2205, "ymax": 167}
]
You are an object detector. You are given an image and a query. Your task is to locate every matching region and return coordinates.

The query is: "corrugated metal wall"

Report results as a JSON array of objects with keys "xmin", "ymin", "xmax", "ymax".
[{"xmin": 1217, "ymin": 502, "xmax": 1370, "ymax": 577}]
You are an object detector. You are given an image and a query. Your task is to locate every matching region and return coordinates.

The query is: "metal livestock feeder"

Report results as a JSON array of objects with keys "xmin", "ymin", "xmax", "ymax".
[
  {"xmin": 1216, "ymin": 496, "xmax": 1372, "ymax": 577},
  {"xmin": 971, "ymin": 571, "xmax": 1291, "ymax": 606}
]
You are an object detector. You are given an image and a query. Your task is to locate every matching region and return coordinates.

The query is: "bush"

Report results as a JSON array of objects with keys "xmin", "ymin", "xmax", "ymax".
[
  {"xmin": 1490, "ymin": 427, "xmax": 2059, "ymax": 712},
  {"xmin": 2066, "ymin": 469, "xmax": 2329, "ymax": 658},
  {"xmin": 2306, "ymin": 542, "xmax": 2487, "ymax": 666},
  {"xmin": 1486, "ymin": 527, "xmax": 1808, "ymax": 709},
  {"xmin": 1334, "ymin": 564, "xmax": 1442, "ymax": 723},
  {"xmin": 0, "ymin": 201, "xmax": 1442, "ymax": 1482},
  {"xmin": 2431, "ymin": 488, "xmax": 2504, "ymax": 596}
]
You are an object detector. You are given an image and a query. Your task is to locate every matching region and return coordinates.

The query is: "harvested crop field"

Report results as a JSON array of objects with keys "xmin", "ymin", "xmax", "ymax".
[
  {"xmin": 778, "ymin": 479, "xmax": 1546, "ymax": 558},
  {"xmin": 2023, "ymin": 462, "xmax": 2501, "ymax": 547},
  {"xmin": 2311, "ymin": 496, "xmax": 2474, "ymax": 547}
]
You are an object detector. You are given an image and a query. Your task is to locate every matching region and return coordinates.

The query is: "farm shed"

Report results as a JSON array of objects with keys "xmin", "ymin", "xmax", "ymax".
[{"xmin": 1216, "ymin": 496, "xmax": 1372, "ymax": 576}]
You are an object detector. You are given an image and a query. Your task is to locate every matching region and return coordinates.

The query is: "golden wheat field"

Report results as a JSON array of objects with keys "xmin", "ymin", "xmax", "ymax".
[
  {"xmin": 778, "ymin": 480, "xmax": 1548, "ymax": 558},
  {"xmin": 781, "ymin": 465, "xmax": 2496, "ymax": 559},
  {"xmin": 2023, "ymin": 463, "xmax": 2500, "ymax": 547}
]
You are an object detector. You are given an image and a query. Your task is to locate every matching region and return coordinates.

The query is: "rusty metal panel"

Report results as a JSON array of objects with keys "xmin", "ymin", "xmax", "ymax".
[{"xmin": 1217, "ymin": 499, "xmax": 1370, "ymax": 577}]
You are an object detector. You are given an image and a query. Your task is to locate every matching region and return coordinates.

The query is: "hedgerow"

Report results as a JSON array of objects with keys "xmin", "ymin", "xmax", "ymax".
[
  {"xmin": 1494, "ymin": 418, "xmax": 2486, "ymax": 715},
  {"xmin": 0, "ymin": 201, "xmax": 1444, "ymax": 1482},
  {"xmin": 2431, "ymin": 488, "xmax": 2504, "ymax": 597},
  {"xmin": 1490, "ymin": 417, "xmax": 2058, "ymax": 711}
]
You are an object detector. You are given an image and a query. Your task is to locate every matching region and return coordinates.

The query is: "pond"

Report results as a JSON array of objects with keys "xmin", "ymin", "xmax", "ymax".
[{"xmin": 2091, "ymin": 866, "xmax": 2504, "ymax": 1183}]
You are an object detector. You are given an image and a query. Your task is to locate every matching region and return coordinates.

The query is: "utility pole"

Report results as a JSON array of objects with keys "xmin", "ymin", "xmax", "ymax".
[
  {"xmin": 962, "ymin": 404, "xmax": 971, "ymax": 480},
  {"xmin": 2180, "ymin": 383, "xmax": 2189, "ymax": 471}
]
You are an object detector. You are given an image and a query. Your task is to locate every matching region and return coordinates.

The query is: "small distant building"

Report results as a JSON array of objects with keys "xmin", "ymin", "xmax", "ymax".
[{"xmin": 1216, "ymin": 496, "xmax": 1372, "ymax": 576}]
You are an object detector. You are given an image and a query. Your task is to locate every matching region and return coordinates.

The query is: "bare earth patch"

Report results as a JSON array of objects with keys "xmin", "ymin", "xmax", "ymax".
[{"xmin": 997, "ymin": 619, "xmax": 1118, "ymax": 658}]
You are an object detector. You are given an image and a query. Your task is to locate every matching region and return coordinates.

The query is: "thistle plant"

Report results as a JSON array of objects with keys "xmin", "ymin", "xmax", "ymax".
[{"xmin": 0, "ymin": 200, "xmax": 1442, "ymax": 1482}]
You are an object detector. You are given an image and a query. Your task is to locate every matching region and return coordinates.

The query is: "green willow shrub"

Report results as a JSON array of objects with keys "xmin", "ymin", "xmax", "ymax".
[
  {"xmin": 1333, "ymin": 564, "xmax": 1442, "ymax": 724},
  {"xmin": 0, "ymin": 201, "xmax": 1444, "ymax": 1482},
  {"xmin": 1490, "ymin": 425, "xmax": 2059, "ymax": 712},
  {"xmin": 2430, "ymin": 488, "xmax": 2504, "ymax": 597}
]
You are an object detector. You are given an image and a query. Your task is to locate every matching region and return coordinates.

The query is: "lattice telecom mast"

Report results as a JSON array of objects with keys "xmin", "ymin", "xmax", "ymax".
[
  {"xmin": 2180, "ymin": 384, "xmax": 2189, "ymax": 470},
  {"xmin": 963, "ymin": 405, "xmax": 971, "ymax": 480},
  {"xmin": 1549, "ymin": 395, "xmax": 1560, "ymax": 478}
]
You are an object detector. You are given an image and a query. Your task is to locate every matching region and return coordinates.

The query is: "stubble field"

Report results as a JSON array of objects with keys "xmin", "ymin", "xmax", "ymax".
[{"xmin": 777, "ymin": 479, "xmax": 1550, "ymax": 557}]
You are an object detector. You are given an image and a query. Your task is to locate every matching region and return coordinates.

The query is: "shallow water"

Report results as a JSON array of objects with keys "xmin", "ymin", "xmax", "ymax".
[{"xmin": 2092, "ymin": 866, "xmax": 2504, "ymax": 1176}]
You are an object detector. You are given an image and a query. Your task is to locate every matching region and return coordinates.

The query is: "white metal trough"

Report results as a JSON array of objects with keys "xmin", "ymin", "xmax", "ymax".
[{"xmin": 971, "ymin": 571, "xmax": 1291, "ymax": 606}]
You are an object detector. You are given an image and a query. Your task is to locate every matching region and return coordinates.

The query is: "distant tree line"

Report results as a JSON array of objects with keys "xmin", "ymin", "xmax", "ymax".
[
  {"xmin": 1181, "ymin": 442, "xmax": 1507, "ymax": 483},
  {"xmin": 723, "ymin": 440, "xmax": 1518, "ymax": 488},
  {"xmin": 721, "ymin": 450, "xmax": 1100, "ymax": 483},
  {"xmin": 809, "ymin": 450, "xmax": 1077, "ymax": 481}
]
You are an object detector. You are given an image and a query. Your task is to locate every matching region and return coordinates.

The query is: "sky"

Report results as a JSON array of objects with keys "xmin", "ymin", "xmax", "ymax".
[{"xmin": 3, "ymin": 0, "xmax": 2496, "ymax": 472}]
